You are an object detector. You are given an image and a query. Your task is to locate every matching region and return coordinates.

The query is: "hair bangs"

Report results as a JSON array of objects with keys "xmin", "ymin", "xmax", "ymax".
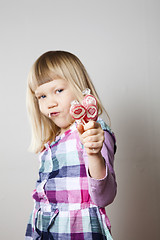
[{"xmin": 28, "ymin": 54, "xmax": 66, "ymax": 93}]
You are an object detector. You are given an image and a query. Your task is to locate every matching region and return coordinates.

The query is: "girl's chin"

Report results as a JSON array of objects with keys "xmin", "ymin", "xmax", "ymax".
[
  {"xmin": 50, "ymin": 115, "xmax": 74, "ymax": 128},
  {"xmin": 58, "ymin": 123, "xmax": 74, "ymax": 134}
]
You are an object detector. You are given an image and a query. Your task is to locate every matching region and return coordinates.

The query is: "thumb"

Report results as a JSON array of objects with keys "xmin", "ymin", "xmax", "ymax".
[{"xmin": 77, "ymin": 123, "xmax": 84, "ymax": 135}]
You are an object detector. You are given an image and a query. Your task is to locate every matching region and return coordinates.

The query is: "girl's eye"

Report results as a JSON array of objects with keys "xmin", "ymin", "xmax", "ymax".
[
  {"xmin": 56, "ymin": 89, "xmax": 63, "ymax": 94},
  {"xmin": 39, "ymin": 95, "xmax": 46, "ymax": 99}
]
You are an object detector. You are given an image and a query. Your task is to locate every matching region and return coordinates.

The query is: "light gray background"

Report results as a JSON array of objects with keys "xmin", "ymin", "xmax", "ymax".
[{"xmin": 0, "ymin": 0, "xmax": 160, "ymax": 239}]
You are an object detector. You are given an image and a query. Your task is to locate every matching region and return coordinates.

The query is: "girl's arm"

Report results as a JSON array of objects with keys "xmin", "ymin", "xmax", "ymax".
[{"xmin": 77, "ymin": 121, "xmax": 117, "ymax": 207}]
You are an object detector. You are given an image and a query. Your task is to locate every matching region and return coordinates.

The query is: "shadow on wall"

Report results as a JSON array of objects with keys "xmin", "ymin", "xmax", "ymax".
[{"xmin": 111, "ymin": 96, "xmax": 160, "ymax": 240}]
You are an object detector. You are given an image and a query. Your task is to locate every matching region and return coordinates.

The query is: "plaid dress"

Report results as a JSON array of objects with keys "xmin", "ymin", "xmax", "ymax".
[{"xmin": 25, "ymin": 118, "xmax": 117, "ymax": 240}]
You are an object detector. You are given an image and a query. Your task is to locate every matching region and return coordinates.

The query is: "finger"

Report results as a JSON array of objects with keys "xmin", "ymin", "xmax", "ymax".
[
  {"xmin": 82, "ymin": 128, "xmax": 98, "ymax": 138},
  {"xmin": 83, "ymin": 121, "xmax": 100, "ymax": 131},
  {"xmin": 82, "ymin": 127, "xmax": 104, "ymax": 140},
  {"xmin": 83, "ymin": 134, "xmax": 100, "ymax": 143},
  {"xmin": 84, "ymin": 140, "xmax": 103, "ymax": 149},
  {"xmin": 77, "ymin": 123, "xmax": 84, "ymax": 135},
  {"xmin": 85, "ymin": 147, "xmax": 101, "ymax": 155}
]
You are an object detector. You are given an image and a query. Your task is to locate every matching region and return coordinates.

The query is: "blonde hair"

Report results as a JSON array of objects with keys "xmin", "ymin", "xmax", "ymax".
[{"xmin": 26, "ymin": 50, "xmax": 110, "ymax": 153}]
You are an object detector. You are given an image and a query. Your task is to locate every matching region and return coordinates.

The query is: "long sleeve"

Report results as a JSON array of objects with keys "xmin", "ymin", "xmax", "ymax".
[{"xmin": 87, "ymin": 130, "xmax": 117, "ymax": 207}]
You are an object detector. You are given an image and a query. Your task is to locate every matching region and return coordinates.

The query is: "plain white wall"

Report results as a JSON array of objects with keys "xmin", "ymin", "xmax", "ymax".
[{"xmin": 0, "ymin": 0, "xmax": 159, "ymax": 239}]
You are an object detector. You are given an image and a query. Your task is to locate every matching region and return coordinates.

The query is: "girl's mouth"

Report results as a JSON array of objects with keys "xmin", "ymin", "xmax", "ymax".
[{"xmin": 49, "ymin": 112, "xmax": 60, "ymax": 117}]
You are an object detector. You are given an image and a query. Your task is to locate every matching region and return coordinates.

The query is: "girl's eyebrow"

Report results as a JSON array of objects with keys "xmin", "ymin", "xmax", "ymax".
[
  {"xmin": 35, "ymin": 79, "xmax": 67, "ymax": 96},
  {"xmin": 35, "ymin": 90, "xmax": 43, "ymax": 97},
  {"xmin": 35, "ymin": 90, "xmax": 47, "ymax": 99}
]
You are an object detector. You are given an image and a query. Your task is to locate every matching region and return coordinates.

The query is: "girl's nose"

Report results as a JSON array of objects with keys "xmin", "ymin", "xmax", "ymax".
[{"xmin": 47, "ymin": 97, "xmax": 58, "ymax": 109}]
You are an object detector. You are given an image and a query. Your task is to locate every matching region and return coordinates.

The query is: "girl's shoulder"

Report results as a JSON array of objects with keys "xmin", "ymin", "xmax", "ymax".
[
  {"xmin": 97, "ymin": 117, "xmax": 114, "ymax": 135},
  {"xmin": 97, "ymin": 117, "xmax": 117, "ymax": 153},
  {"xmin": 97, "ymin": 118, "xmax": 111, "ymax": 131}
]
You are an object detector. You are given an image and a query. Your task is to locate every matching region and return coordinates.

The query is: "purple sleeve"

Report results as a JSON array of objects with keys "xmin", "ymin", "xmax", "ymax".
[{"xmin": 87, "ymin": 130, "xmax": 117, "ymax": 207}]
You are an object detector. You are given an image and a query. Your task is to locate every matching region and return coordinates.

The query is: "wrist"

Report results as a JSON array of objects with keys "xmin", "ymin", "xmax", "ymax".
[{"xmin": 88, "ymin": 153, "xmax": 106, "ymax": 179}]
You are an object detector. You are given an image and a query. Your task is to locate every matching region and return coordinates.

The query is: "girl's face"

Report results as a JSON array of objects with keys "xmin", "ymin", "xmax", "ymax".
[{"xmin": 35, "ymin": 79, "xmax": 76, "ymax": 134}]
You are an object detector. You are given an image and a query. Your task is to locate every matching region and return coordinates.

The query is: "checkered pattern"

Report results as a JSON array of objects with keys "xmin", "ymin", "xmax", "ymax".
[{"xmin": 25, "ymin": 119, "xmax": 116, "ymax": 239}]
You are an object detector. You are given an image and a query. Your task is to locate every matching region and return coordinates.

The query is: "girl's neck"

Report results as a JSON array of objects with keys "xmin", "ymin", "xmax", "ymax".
[{"xmin": 57, "ymin": 122, "xmax": 75, "ymax": 137}]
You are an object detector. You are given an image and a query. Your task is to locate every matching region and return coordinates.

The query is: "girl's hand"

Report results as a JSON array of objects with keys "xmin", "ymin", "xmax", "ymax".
[
  {"xmin": 77, "ymin": 121, "xmax": 106, "ymax": 179},
  {"xmin": 77, "ymin": 121, "xmax": 104, "ymax": 155}
]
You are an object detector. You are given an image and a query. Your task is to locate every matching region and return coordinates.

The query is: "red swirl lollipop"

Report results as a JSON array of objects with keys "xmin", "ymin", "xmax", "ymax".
[
  {"xmin": 70, "ymin": 100, "xmax": 86, "ymax": 121},
  {"xmin": 70, "ymin": 89, "xmax": 98, "ymax": 124},
  {"xmin": 84, "ymin": 104, "xmax": 98, "ymax": 122},
  {"xmin": 82, "ymin": 88, "xmax": 98, "ymax": 122},
  {"xmin": 82, "ymin": 94, "xmax": 97, "ymax": 108},
  {"xmin": 82, "ymin": 88, "xmax": 97, "ymax": 108}
]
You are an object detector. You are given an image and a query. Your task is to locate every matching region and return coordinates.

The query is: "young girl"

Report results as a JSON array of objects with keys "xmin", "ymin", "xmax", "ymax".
[{"xmin": 25, "ymin": 50, "xmax": 117, "ymax": 240}]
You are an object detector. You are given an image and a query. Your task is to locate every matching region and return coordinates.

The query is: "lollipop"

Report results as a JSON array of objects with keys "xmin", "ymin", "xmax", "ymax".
[
  {"xmin": 70, "ymin": 89, "xmax": 98, "ymax": 124},
  {"xmin": 70, "ymin": 100, "xmax": 86, "ymax": 123},
  {"xmin": 82, "ymin": 88, "xmax": 97, "ymax": 108},
  {"xmin": 82, "ymin": 88, "xmax": 98, "ymax": 122},
  {"xmin": 84, "ymin": 104, "xmax": 98, "ymax": 122}
]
